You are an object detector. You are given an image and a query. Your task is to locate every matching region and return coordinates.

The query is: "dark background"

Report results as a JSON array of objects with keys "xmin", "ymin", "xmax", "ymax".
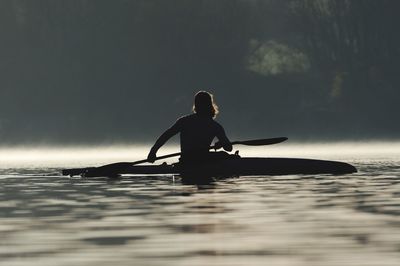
[{"xmin": 1, "ymin": 0, "xmax": 399, "ymax": 145}]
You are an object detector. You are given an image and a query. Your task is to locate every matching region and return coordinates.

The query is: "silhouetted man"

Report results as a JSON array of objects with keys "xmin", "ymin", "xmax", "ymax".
[{"xmin": 147, "ymin": 91, "xmax": 232, "ymax": 164}]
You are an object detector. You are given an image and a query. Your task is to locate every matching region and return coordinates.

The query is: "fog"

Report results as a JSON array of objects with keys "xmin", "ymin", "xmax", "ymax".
[
  {"xmin": 0, "ymin": 0, "xmax": 399, "ymax": 145},
  {"xmin": 2, "ymin": 142, "xmax": 400, "ymax": 169}
]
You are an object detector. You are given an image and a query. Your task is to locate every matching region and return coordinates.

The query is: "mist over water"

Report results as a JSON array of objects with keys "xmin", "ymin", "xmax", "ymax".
[{"xmin": 1, "ymin": 142, "xmax": 399, "ymax": 169}]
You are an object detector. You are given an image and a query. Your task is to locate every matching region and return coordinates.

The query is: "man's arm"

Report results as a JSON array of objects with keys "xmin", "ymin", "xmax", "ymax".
[
  {"xmin": 147, "ymin": 120, "xmax": 182, "ymax": 162},
  {"xmin": 216, "ymin": 125, "xmax": 232, "ymax": 152}
]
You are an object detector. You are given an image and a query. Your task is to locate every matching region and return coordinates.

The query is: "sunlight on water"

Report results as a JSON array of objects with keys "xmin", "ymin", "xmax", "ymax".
[
  {"xmin": 243, "ymin": 141, "xmax": 400, "ymax": 159},
  {"xmin": 0, "ymin": 143, "xmax": 399, "ymax": 266},
  {"xmin": 0, "ymin": 145, "xmax": 149, "ymax": 168},
  {"xmin": 0, "ymin": 142, "xmax": 399, "ymax": 168}
]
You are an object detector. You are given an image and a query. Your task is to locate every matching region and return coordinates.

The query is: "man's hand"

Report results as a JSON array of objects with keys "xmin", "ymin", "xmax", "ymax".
[
  {"xmin": 213, "ymin": 141, "xmax": 223, "ymax": 150},
  {"xmin": 213, "ymin": 140, "xmax": 232, "ymax": 152},
  {"xmin": 147, "ymin": 148, "xmax": 157, "ymax": 163}
]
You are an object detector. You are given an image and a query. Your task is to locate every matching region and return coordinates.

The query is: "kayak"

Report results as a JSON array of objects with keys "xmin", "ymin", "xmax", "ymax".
[{"xmin": 62, "ymin": 157, "xmax": 357, "ymax": 177}]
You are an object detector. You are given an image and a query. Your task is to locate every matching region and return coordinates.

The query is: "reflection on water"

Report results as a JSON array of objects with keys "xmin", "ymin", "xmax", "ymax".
[{"xmin": 0, "ymin": 145, "xmax": 399, "ymax": 265}]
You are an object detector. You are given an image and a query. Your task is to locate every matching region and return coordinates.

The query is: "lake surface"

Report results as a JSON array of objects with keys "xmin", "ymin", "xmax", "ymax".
[{"xmin": 0, "ymin": 144, "xmax": 399, "ymax": 266}]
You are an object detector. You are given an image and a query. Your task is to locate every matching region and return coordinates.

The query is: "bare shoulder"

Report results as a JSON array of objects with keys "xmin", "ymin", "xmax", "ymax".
[
  {"xmin": 173, "ymin": 114, "xmax": 193, "ymax": 127},
  {"xmin": 176, "ymin": 114, "xmax": 193, "ymax": 123}
]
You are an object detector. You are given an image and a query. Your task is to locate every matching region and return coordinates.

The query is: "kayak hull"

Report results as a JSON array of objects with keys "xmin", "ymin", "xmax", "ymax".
[
  {"xmin": 178, "ymin": 157, "xmax": 356, "ymax": 176},
  {"xmin": 124, "ymin": 157, "xmax": 357, "ymax": 176},
  {"xmin": 63, "ymin": 157, "xmax": 357, "ymax": 177}
]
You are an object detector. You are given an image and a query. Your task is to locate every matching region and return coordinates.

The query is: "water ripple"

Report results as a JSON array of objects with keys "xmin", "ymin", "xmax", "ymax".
[{"xmin": 0, "ymin": 157, "xmax": 399, "ymax": 266}]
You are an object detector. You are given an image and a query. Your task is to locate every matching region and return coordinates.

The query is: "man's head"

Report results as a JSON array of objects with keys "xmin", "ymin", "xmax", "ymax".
[{"xmin": 193, "ymin": 91, "xmax": 219, "ymax": 118}]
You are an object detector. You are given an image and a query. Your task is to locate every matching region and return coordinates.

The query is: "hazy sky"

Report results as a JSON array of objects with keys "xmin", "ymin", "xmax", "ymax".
[{"xmin": 0, "ymin": 0, "xmax": 399, "ymax": 145}]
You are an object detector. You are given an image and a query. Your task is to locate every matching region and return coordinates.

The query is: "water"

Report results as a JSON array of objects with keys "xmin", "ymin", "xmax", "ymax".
[{"xmin": 0, "ymin": 144, "xmax": 399, "ymax": 266}]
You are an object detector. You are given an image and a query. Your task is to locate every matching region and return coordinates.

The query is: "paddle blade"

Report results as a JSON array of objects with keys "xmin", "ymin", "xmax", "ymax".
[{"xmin": 233, "ymin": 137, "xmax": 287, "ymax": 146}]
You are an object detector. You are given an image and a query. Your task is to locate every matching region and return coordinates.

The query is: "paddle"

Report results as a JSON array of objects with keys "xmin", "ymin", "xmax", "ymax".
[
  {"xmin": 230, "ymin": 137, "xmax": 288, "ymax": 146},
  {"xmin": 62, "ymin": 137, "xmax": 287, "ymax": 176}
]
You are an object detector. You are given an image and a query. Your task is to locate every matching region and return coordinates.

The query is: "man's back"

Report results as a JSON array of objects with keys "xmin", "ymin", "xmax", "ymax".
[{"xmin": 177, "ymin": 114, "xmax": 225, "ymax": 157}]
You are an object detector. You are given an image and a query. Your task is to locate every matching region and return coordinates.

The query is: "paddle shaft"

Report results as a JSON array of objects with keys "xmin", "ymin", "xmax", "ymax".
[
  {"xmin": 62, "ymin": 137, "xmax": 288, "ymax": 176},
  {"xmin": 132, "ymin": 137, "xmax": 288, "ymax": 166}
]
